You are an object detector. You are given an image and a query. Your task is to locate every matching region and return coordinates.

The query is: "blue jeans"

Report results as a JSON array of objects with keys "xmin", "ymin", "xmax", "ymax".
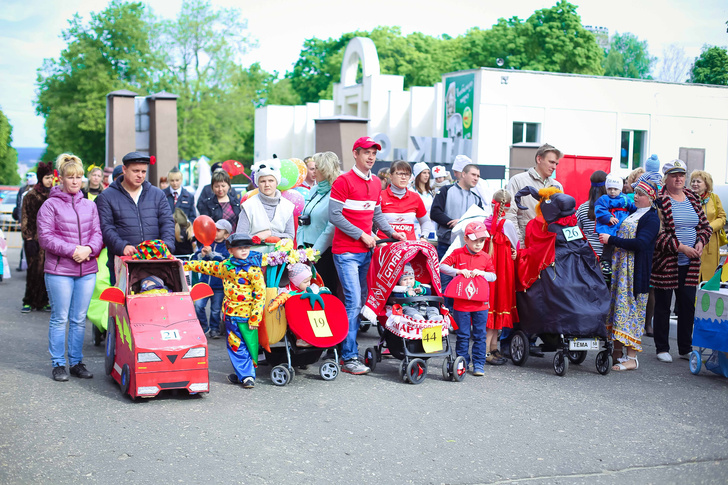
[
  {"xmin": 194, "ymin": 289, "xmax": 224, "ymax": 334},
  {"xmin": 45, "ymin": 273, "xmax": 96, "ymax": 367},
  {"xmin": 333, "ymin": 251, "xmax": 371, "ymax": 361},
  {"xmin": 453, "ymin": 309, "xmax": 488, "ymax": 368}
]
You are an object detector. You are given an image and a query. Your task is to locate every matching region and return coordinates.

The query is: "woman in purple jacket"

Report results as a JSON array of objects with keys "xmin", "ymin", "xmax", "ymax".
[{"xmin": 37, "ymin": 154, "xmax": 103, "ymax": 382}]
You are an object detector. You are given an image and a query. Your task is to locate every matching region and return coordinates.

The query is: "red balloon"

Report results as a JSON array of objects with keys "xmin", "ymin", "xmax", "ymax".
[{"xmin": 193, "ymin": 215, "xmax": 217, "ymax": 247}]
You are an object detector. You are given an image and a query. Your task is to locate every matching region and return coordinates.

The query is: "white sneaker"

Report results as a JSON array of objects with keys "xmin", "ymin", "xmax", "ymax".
[
  {"xmin": 679, "ymin": 352, "xmax": 691, "ymax": 360},
  {"xmin": 657, "ymin": 352, "xmax": 673, "ymax": 363}
]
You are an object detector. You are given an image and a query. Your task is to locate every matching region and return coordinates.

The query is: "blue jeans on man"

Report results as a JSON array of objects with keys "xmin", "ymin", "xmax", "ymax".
[
  {"xmin": 453, "ymin": 309, "xmax": 488, "ymax": 369},
  {"xmin": 194, "ymin": 289, "xmax": 224, "ymax": 335},
  {"xmin": 45, "ymin": 273, "xmax": 96, "ymax": 367},
  {"xmin": 333, "ymin": 251, "xmax": 371, "ymax": 361}
]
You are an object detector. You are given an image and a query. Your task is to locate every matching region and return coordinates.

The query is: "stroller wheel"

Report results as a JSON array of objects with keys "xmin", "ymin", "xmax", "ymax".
[
  {"xmin": 377, "ymin": 324, "xmax": 385, "ymax": 338},
  {"xmin": 406, "ymin": 358, "xmax": 428, "ymax": 385},
  {"xmin": 510, "ymin": 331, "xmax": 529, "ymax": 366},
  {"xmin": 270, "ymin": 365, "xmax": 291, "ymax": 386},
  {"xmin": 595, "ymin": 350, "xmax": 612, "ymax": 375},
  {"xmin": 452, "ymin": 356, "xmax": 466, "ymax": 382},
  {"xmin": 553, "ymin": 351, "xmax": 569, "ymax": 376},
  {"xmin": 364, "ymin": 347, "xmax": 377, "ymax": 372},
  {"xmin": 442, "ymin": 356, "xmax": 453, "ymax": 381},
  {"xmin": 689, "ymin": 350, "xmax": 702, "ymax": 375},
  {"xmin": 319, "ymin": 360, "xmax": 339, "ymax": 381},
  {"xmin": 359, "ymin": 323, "xmax": 371, "ymax": 333},
  {"xmin": 566, "ymin": 350, "xmax": 587, "ymax": 365},
  {"xmin": 399, "ymin": 360, "xmax": 408, "ymax": 382}
]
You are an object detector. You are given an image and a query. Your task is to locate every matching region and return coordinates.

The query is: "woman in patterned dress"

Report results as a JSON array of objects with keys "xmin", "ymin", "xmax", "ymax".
[{"xmin": 598, "ymin": 180, "xmax": 660, "ymax": 371}]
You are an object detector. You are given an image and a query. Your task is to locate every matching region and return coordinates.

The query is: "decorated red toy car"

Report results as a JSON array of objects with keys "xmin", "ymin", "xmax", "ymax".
[{"xmin": 100, "ymin": 255, "xmax": 213, "ymax": 399}]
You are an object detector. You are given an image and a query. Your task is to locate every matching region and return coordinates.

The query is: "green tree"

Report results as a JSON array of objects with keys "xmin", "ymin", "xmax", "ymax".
[
  {"xmin": 603, "ymin": 32, "xmax": 655, "ymax": 79},
  {"xmin": 35, "ymin": 1, "xmax": 156, "ymax": 166},
  {"xmin": 0, "ymin": 108, "xmax": 20, "ymax": 185},
  {"xmin": 154, "ymin": 0, "xmax": 257, "ymax": 162},
  {"xmin": 689, "ymin": 45, "xmax": 728, "ymax": 85}
]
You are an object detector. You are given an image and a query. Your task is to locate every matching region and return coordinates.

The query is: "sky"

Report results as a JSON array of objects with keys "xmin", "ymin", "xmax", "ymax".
[{"xmin": 1, "ymin": 0, "xmax": 726, "ymax": 148}]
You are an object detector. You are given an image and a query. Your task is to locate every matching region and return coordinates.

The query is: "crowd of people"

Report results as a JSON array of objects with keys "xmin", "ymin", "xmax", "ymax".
[{"xmin": 15, "ymin": 139, "xmax": 723, "ymax": 385}]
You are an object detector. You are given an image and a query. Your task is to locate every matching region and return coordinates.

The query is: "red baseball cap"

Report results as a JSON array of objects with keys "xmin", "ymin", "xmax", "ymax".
[
  {"xmin": 465, "ymin": 221, "xmax": 488, "ymax": 241},
  {"xmin": 353, "ymin": 136, "xmax": 382, "ymax": 151}
]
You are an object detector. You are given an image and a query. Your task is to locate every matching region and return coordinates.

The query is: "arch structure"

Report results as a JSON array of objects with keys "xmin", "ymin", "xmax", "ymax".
[{"xmin": 340, "ymin": 37, "xmax": 380, "ymax": 87}]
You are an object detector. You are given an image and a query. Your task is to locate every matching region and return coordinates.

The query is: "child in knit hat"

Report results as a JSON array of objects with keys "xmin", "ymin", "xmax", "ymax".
[
  {"xmin": 392, "ymin": 264, "xmax": 443, "ymax": 321},
  {"xmin": 594, "ymin": 173, "xmax": 637, "ymax": 276}
]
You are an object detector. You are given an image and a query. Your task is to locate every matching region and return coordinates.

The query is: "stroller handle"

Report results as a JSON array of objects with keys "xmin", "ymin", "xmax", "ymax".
[
  {"xmin": 387, "ymin": 295, "xmax": 444, "ymax": 305},
  {"xmin": 376, "ymin": 238, "xmax": 399, "ymax": 244}
]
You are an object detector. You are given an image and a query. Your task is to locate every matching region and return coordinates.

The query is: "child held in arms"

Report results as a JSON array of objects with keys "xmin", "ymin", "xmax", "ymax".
[
  {"xmin": 595, "ymin": 173, "xmax": 636, "ymax": 276},
  {"xmin": 185, "ymin": 233, "xmax": 265, "ymax": 389}
]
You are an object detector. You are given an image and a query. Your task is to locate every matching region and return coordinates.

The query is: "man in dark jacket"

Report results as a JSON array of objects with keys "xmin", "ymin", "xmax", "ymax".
[
  {"xmin": 163, "ymin": 166, "xmax": 196, "ymax": 222},
  {"xmin": 96, "ymin": 152, "xmax": 175, "ymax": 284}
]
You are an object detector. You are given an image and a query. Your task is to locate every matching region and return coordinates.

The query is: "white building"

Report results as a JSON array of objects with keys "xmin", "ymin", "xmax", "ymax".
[{"xmin": 255, "ymin": 37, "xmax": 728, "ymax": 183}]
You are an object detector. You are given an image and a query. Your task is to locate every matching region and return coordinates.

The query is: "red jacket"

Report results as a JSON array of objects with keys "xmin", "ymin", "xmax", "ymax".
[{"xmin": 442, "ymin": 246, "xmax": 495, "ymax": 312}]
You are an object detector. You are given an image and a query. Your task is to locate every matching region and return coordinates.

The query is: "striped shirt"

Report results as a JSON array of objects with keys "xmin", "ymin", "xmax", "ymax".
[
  {"xmin": 575, "ymin": 201, "xmax": 603, "ymax": 257},
  {"xmin": 671, "ymin": 198, "xmax": 698, "ymax": 265}
]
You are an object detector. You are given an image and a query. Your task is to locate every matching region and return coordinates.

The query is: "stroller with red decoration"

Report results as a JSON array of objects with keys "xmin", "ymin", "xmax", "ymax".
[
  {"xmin": 509, "ymin": 187, "xmax": 613, "ymax": 376},
  {"xmin": 260, "ymin": 244, "xmax": 348, "ymax": 386},
  {"xmin": 360, "ymin": 240, "xmax": 466, "ymax": 384}
]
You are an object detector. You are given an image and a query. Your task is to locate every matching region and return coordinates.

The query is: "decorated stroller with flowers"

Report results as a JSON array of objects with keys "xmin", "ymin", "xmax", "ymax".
[
  {"xmin": 360, "ymin": 240, "xmax": 465, "ymax": 384},
  {"xmin": 259, "ymin": 240, "xmax": 348, "ymax": 386},
  {"xmin": 689, "ymin": 262, "xmax": 728, "ymax": 378}
]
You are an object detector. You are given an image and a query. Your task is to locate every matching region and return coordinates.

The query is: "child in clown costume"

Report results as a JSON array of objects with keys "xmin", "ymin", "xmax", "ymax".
[{"xmin": 184, "ymin": 233, "xmax": 266, "ymax": 388}]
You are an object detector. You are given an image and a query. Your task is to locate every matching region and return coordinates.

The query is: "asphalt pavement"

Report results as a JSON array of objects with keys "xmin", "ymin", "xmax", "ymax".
[{"xmin": 1, "ymin": 234, "xmax": 727, "ymax": 485}]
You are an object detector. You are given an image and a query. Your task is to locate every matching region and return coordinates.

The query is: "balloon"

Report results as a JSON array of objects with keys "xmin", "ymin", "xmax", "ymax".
[
  {"xmin": 193, "ymin": 215, "xmax": 217, "ymax": 247},
  {"xmin": 241, "ymin": 188, "xmax": 258, "ymax": 203},
  {"xmin": 293, "ymin": 185, "xmax": 310, "ymax": 199},
  {"xmin": 281, "ymin": 189, "xmax": 305, "ymax": 218},
  {"xmin": 278, "ymin": 159, "xmax": 299, "ymax": 191},
  {"xmin": 222, "ymin": 159, "xmax": 249, "ymax": 179},
  {"xmin": 290, "ymin": 158, "xmax": 307, "ymax": 188}
]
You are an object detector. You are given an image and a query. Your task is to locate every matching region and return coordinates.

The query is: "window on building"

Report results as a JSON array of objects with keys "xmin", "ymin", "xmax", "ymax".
[
  {"xmin": 512, "ymin": 122, "xmax": 540, "ymax": 144},
  {"xmin": 620, "ymin": 130, "xmax": 646, "ymax": 169}
]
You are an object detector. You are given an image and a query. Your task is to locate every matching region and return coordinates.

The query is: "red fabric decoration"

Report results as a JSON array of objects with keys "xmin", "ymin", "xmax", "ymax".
[
  {"xmin": 517, "ymin": 216, "xmax": 556, "ymax": 291},
  {"xmin": 486, "ymin": 218, "xmax": 518, "ymax": 329},
  {"xmin": 150, "ymin": 156, "xmax": 156, "ymax": 165},
  {"xmin": 252, "ymin": 235, "xmax": 261, "ymax": 245},
  {"xmin": 284, "ymin": 294, "xmax": 348, "ymax": 347}
]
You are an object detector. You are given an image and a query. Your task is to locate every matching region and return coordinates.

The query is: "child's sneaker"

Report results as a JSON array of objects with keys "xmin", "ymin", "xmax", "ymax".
[
  {"xmin": 21, "ymin": 305, "xmax": 31, "ymax": 313},
  {"xmin": 600, "ymin": 260, "xmax": 612, "ymax": 276},
  {"xmin": 242, "ymin": 377, "xmax": 255, "ymax": 389},
  {"xmin": 472, "ymin": 366, "xmax": 485, "ymax": 376},
  {"xmin": 227, "ymin": 374, "xmax": 240, "ymax": 384}
]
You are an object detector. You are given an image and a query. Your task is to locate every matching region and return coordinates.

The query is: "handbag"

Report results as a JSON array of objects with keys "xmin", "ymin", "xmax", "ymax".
[{"xmin": 718, "ymin": 227, "xmax": 728, "ymax": 247}]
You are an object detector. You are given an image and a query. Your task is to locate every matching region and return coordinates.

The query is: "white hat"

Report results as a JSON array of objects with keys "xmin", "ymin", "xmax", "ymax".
[
  {"xmin": 413, "ymin": 162, "xmax": 429, "ymax": 179},
  {"xmin": 605, "ymin": 174, "xmax": 622, "ymax": 190},
  {"xmin": 252, "ymin": 159, "xmax": 281, "ymax": 186},
  {"xmin": 26, "ymin": 172, "xmax": 38, "ymax": 185},
  {"xmin": 452, "ymin": 155, "xmax": 472, "ymax": 173},
  {"xmin": 432, "ymin": 165, "xmax": 448, "ymax": 178}
]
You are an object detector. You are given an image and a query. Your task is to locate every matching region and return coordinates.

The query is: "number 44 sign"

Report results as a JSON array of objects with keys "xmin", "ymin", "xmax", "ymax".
[
  {"xmin": 308, "ymin": 310, "xmax": 333, "ymax": 338},
  {"xmin": 421, "ymin": 325, "xmax": 443, "ymax": 353}
]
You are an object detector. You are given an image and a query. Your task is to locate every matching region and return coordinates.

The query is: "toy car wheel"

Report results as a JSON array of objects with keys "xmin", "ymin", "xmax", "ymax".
[
  {"xmin": 319, "ymin": 360, "xmax": 339, "ymax": 381},
  {"xmin": 595, "ymin": 350, "xmax": 612, "ymax": 375},
  {"xmin": 689, "ymin": 350, "xmax": 702, "ymax": 375},
  {"xmin": 104, "ymin": 318, "xmax": 115, "ymax": 376},
  {"xmin": 406, "ymin": 358, "xmax": 428, "ymax": 385},
  {"xmin": 399, "ymin": 360, "xmax": 408, "ymax": 382},
  {"xmin": 566, "ymin": 350, "xmax": 587, "ymax": 365},
  {"xmin": 442, "ymin": 356, "xmax": 453, "ymax": 380},
  {"xmin": 270, "ymin": 365, "xmax": 291, "ymax": 386},
  {"xmin": 452, "ymin": 356, "xmax": 466, "ymax": 382},
  {"xmin": 120, "ymin": 364, "xmax": 130, "ymax": 396},
  {"xmin": 364, "ymin": 347, "xmax": 377, "ymax": 372},
  {"xmin": 510, "ymin": 331, "xmax": 529, "ymax": 366},
  {"xmin": 553, "ymin": 351, "xmax": 568, "ymax": 376}
]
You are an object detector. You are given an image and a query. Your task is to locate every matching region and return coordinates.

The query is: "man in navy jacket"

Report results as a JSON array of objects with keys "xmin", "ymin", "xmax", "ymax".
[{"xmin": 96, "ymin": 152, "xmax": 175, "ymax": 284}]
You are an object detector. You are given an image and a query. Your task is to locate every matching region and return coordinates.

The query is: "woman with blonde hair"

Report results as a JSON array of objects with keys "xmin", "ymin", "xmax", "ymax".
[
  {"xmin": 37, "ymin": 153, "xmax": 103, "ymax": 381},
  {"xmin": 85, "ymin": 166, "xmax": 104, "ymax": 201},
  {"xmin": 297, "ymin": 151, "xmax": 341, "ymax": 295},
  {"xmin": 690, "ymin": 169, "xmax": 726, "ymax": 281}
]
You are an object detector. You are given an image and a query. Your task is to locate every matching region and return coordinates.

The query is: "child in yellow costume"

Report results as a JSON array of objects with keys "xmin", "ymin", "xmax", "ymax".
[{"xmin": 184, "ymin": 233, "xmax": 265, "ymax": 388}]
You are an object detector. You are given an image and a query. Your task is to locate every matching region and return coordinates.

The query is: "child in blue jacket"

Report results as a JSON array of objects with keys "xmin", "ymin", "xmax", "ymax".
[
  {"xmin": 595, "ymin": 173, "xmax": 636, "ymax": 275},
  {"xmin": 193, "ymin": 219, "xmax": 231, "ymax": 338}
]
